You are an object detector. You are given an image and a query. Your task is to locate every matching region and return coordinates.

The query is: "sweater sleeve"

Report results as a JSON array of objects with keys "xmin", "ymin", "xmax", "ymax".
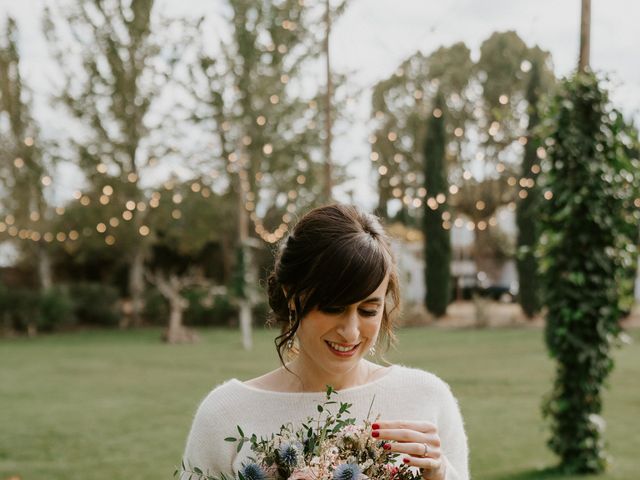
[
  {"xmin": 436, "ymin": 381, "xmax": 470, "ymax": 480},
  {"xmin": 180, "ymin": 388, "xmax": 237, "ymax": 480}
]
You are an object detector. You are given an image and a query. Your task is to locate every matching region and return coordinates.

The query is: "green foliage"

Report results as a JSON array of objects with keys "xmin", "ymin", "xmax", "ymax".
[
  {"xmin": 516, "ymin": 59, "xmax": 544, "ymax": 318},
  {"xmin": 142, "ymin": 287, "xmax": 170, "ymax": 326},
  {"xmin": 539, "ymin": 72, "xmax": 640, "ymax": 473},
  {"xmin": 370, "ymin": 44, "xmax": 472, "ymax": 220},
  {"xmin": 0, "ymin": 286, "xmax": 40, "ymax": 332},
  {"xmin": 182, "ymin": 288, "xmax": 235, "ymax": 327},
  {"xmin": 38, "ymin": 286, "xmax": 75, "ymax": 330},
  {"xmin": 68, "ymin": 283, "xmax": 120, "ymax": 327},
  {"xmin": 371, "ymin": 31, "xmax": 555, "ymax": 233},
  {"xmin": 423, "ymin": 92, "xmax": 451, "ymax": 317},
  {"xmin": 0, "ymin": 285, "xmax": 74, "ymax": 332}
]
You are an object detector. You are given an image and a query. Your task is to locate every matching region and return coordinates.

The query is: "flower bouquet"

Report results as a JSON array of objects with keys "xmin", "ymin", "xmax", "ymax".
[{"xmin": 177, "ymin": 385, "xmax": 422, "ymax": 480}]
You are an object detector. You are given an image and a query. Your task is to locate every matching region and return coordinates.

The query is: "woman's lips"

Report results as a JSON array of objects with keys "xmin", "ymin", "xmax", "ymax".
[{"xmin": 325, "ymin": 340, "xmax": 361, "ymax": 357}]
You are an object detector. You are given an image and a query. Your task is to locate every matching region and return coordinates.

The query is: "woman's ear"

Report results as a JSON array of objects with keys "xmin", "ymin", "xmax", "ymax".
[{"xmin": 282, "ymin": 287, "xmax": 294, "ymax": 311}]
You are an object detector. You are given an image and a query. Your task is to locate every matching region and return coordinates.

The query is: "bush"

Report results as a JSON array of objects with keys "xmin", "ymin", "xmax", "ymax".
[
  {"xmin": 68, "ymin": 282, "xmax": 120, "ymax": 326},
  {"xmin": 38, "ymin": 287, "xmax": 75, "ymax": 331},
  {"xmin": 0, "ymin": 285, "xmax": 75, "ymax": 333},
  {"xmin": 142, "ymin": 288, "xmax": 169, "ymax": 326},
  {"xmin": 183, "ymin": 287, "xmax": 235, "ymax": 327}
]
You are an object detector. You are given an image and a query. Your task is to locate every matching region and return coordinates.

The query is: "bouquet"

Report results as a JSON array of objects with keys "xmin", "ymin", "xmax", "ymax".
[{"xmin": 177, "ymin": 385, "xmax": 422, "ymax": 480}]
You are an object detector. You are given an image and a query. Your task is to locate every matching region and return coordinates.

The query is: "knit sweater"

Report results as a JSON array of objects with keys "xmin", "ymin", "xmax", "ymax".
[{"xmin": 181, "ymin": 364, "xmax": 469, "ymax": 479}]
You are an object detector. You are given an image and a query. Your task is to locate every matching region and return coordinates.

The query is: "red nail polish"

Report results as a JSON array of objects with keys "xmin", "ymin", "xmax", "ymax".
[
  {"xmin": 383, "ymin": 443, "xmax": 391, "ymax": 450},
  {"xmin": 372, "ymin": 431, "xmax": 379, "ymax": 438},
  {"xmin": 403, "ymin": 458, "xmax": 410, "ymax": 464},
  {"xmin": 372, "ymin": 423, "xmax": 380, "ymax": 430}
]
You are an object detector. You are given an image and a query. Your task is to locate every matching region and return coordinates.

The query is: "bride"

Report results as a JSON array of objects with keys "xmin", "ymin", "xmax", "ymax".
[{"xmin": 181, "ymin": 204, "xmax": 469, "ymax": 480}]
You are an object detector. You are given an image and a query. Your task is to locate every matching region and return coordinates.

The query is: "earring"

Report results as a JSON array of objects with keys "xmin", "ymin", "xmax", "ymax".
[
  {"xmin": 369, "ymin": 344, "xmax": 376, "ymax": 356},
  {"xmin": 287, "ymin": 309, "xmax": 295, "ymax": 350}
]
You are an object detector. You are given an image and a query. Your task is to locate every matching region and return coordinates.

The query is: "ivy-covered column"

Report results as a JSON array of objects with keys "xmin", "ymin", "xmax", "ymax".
[{"xmin": 539, "ymin": 72, "xmax": 639, "ymax": 473}]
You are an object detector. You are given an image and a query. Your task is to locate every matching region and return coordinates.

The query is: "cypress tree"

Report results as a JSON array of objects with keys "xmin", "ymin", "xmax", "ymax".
[
  {"xmin": 540, "ymin": 72, "xmax": 639, "ymax": 473},
  {"xmin": 423, "ymin": 90, "xmax": 451, "ymax": 317},
  {"xmin": 516, "ymin": 60, "xmax": 542, "ymax": 317}
]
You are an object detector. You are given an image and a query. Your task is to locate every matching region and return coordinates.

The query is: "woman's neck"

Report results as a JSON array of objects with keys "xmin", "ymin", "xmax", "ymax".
[{"xmin": 283, "ymin": 356, "xmax": 377, "ymax": 393}]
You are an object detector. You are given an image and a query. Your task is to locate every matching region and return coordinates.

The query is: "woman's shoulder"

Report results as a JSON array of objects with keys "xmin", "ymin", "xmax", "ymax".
[
  {"xmin": 389, "ymin": 364, "xmax": 455, "ymax": 395},
  {"xmin": 194, "ymin": 379, "xmax": 247, "ymax": 418}
]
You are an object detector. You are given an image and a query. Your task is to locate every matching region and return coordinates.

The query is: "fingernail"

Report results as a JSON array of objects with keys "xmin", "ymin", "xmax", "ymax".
[
  {"xmin": 403, "ymin": 458, "xmax": 410, "ymax": 464},
  {"xmin": 383, "ymin": 443, "xmax": 391, "ymax": 450},
  {"xmin": 372, "ymin": 423, "xmax": 380, "ymax": 430},
  {"xmin": 371, "ymin": 431, "xmax": 379, "ymax": 438}
]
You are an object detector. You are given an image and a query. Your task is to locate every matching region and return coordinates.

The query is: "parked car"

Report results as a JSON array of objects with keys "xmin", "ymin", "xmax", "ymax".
[{"xmin": 451, "ymin": 271, "xmax": 517, "ymax": 303}]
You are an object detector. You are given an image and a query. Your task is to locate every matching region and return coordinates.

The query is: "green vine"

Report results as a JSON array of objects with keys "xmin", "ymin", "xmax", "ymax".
[{"xmin": 538, "ymin": 71, "xmax": 639, "ymax": 473}]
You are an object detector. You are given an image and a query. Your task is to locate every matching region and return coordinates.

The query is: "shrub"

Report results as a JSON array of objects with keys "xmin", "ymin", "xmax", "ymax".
[{"xmin": 68, "ymin": 282, "xmax": 120, "ymax": 326}]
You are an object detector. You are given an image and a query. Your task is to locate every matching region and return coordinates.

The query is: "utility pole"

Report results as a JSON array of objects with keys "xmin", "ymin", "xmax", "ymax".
[
  {"xmin": 578, "ymin": 0, "xmax": 591, "ymax": 72},
  {"xmin": 324, "ymin": 0, "xmax": 333, "ymax": 202}
]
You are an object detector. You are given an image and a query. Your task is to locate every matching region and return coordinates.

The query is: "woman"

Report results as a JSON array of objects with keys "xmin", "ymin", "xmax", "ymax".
[{"xmin": 182, "ymin": 204, "xmax": 469, "ymax": 480}]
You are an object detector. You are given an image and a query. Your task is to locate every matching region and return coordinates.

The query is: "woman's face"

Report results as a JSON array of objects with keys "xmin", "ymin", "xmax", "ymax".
[{"xmin": 294, "ymin": 273, "xmax": 390, "ymax": 376}]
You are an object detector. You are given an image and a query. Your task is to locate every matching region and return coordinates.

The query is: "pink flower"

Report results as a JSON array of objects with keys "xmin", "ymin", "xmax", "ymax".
[
  {"xmin": 384, "ymin": 464, "xmax": 399, "ymax": 479},
  {"xmin": 288, "ymin": 466, "xmax": 320, "ymax": 480}
]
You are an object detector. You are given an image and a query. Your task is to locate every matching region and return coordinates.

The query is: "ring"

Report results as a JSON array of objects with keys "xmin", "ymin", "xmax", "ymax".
[{"xmin": 421, "ymin": 443, "xmax": 429, "ymax": 457}]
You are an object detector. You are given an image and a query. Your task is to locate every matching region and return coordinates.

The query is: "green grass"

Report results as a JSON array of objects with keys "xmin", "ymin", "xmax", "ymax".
[{"xmin": 1, "ymin": 326, "xmax": 638, "ymax": 480}]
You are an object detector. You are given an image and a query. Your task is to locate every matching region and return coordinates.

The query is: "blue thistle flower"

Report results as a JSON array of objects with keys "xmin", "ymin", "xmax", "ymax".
[
  {"xmin": 240, "ymin": 462, "xmax": 267, "ymax": 480},
  {"xmin": 333, "ymin": 463, "xmax": 361, "ymax": 480},
  {"xmin": 277, "ymin": 441, "xmax": 302, "ymax": 468}
]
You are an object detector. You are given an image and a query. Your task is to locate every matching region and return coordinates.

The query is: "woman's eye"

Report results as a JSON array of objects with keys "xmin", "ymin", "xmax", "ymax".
[
  {"xmin": 321, "ymin": 306, "xmax": 345, "ymax": 314},
  {"xmin": 320, "ymin": 306, "xmax": 379, "ymax": 316}
]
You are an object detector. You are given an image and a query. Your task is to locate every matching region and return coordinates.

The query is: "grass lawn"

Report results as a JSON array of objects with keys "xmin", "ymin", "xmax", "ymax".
[{"xmin": 1, "ymin": 326, "xmax": 638, "ymax": 480}]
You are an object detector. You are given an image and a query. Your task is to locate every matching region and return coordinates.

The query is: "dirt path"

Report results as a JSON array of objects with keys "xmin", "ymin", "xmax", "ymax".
[{"xmin": 401, "ymin": 300, "xmax": 640, "ymax": 329}]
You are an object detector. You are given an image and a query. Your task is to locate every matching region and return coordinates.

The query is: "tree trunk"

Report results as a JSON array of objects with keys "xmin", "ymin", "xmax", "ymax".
[
  {"xmin": 153, "ymin": 272, "xmax": 200, "ymax": 344},
  {"xmin": 237, "ymin": 166, "xmax": 254, "ymax": 350},
  {"xmin": 238, "ymin": 298, "xmax": 253, "ymax": 350},
  {"xmin": 578, "ymin": 0, "xmax": 591, "ymax": 72},
  {"xmin": 38, "ymin": 246, "xmax": 52, "ymax": 291},
  {"xmin": 128, "ymin": 246, "xmax": 146, "ymax": 327},
  {"xmin": 164, "ymin": 294, "xmax": 198, "ymax": 344},
  {"xmin": 323, "ymin": 0, "xmax": 333, "ymax": 202}
]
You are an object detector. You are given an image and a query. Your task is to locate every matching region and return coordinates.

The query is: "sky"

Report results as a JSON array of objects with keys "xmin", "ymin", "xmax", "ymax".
[{"xmin": 1, "ymin": 0, "xmax": 639, "ymax": 209}]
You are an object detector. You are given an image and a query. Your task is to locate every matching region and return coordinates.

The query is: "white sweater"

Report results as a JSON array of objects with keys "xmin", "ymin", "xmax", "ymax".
[{"xmin": 182, "ymin": 364, "xmax": 469, "ymax": 479}]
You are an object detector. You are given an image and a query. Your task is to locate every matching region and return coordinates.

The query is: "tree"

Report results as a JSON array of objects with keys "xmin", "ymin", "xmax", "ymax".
[
  {"xmin": 423, "ymin": 91, "xmax": 451, "ymax": 317},
  {"xmin": 184, "ymin": 0, "xmax": 343, "ymax": 348},
  {"xmin": 516, "ymin": 58, "xmax": 543, "ymax": 318},
  {"xmin": 539, "ymin": 72, "xmax": 639, "ymax": 474},
  {"xmin": 145, "ymin": 179, "xmax": 237, "ymax": 343},
  {"xmin": 0, "ymin": 16, "xmax": 54, "ymax": 299},
  {"xmin": 43, "ymin": 0, "xmax": 177, "ymax": 324},
  {"xmin": 370, "ymin": 44, "xmax": 472, "ymax": 223}
]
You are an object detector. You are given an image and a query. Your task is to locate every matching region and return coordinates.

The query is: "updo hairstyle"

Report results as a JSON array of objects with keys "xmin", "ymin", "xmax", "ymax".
[{"xmin": 266, "ymin": 204, "xmax": 401, "ymax": 366}]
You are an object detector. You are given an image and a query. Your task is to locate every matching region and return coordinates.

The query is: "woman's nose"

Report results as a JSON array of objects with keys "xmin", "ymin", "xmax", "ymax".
[{"xmin": 336, "ymin": 309, "xmax": 360, "ymax": 342}]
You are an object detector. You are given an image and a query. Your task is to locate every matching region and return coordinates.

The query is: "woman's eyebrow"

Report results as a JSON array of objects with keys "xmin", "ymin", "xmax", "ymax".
[{"xmin": 361, "ymin": 297, "xmax": 383, "ymax": 304}]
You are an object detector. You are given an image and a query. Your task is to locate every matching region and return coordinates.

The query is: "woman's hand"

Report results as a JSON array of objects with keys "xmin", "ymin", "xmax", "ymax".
[{"xmin": 371, "ymin": 420, "xmax": 446, "ymax": 480}]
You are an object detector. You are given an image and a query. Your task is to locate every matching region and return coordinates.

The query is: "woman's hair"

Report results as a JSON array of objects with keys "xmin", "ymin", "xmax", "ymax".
[{"xmin": 266, "ymin": 203, "xmax": 401, "ymax": 366}]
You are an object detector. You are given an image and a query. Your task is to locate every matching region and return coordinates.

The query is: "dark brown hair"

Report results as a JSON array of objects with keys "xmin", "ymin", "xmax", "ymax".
[{"xmin": 266, "ymin": 203, "xmax": 401, "ymax": 366}]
